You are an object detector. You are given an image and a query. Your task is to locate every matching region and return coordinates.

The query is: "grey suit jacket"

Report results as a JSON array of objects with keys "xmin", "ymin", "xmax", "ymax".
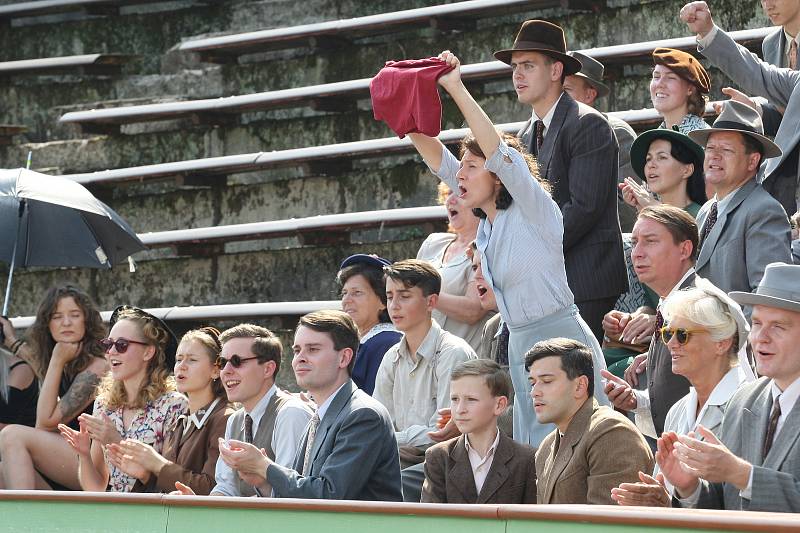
[
  {"xmin": 421, "ymin": 432, "xmax": 537, "ymax": 504},
  {"xmin": 759, "ymin": 27, "xmax": 788, "ymax": 135},
  {"xmin": 695, "ymin": 179, "xmax": 791, "ymax": 295},
  {"xmin": 267, "ymin": 380, "xmax": 403, "ymax": 501},
  {"xmin": 609, "ymin": 114, "xmax": 639, "ymax": 232},
  {"xmin": 519, "ymin": 93, "xmax": 627, "ymax": 302},
  {"xmin": 700, "ymin": 27, "xmax": 800, "ymax": 215},
  {"xmin": 680, "ymin": 377, "xmax": 800, "ymax": 512}
]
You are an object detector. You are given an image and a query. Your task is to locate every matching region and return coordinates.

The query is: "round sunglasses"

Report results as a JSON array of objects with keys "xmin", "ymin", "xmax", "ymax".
[
  {"xmin": 99, "ymin": 337, "xmax": 150, "ymax": 353},
  {"xmin": 659, "ymin": 326, "xmax": 706, "ymax": 346},
  {"xmin": 215, "ymin": 355, "xmax": 260, "ymax": 369}
]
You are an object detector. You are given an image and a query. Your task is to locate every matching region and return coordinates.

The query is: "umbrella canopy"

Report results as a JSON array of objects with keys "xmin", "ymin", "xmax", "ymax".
[{"xmin": 0, "ymin": 168, "xmax": 145, "ymax": 268}]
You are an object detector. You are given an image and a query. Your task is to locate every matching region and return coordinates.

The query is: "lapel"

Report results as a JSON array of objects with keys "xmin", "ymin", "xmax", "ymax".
[
  {"xmin": 519, "ymin": 119, "xmax": 534, "ymax": 154},
  {"xmin": 448, "ymin": 436, "xmax": 479, "ymax": 502},
  {"xmin": 741, "ymin": 385, "xmax": 772, "ymax": 466},
  {"xmin": 308, "ymin": 380, "xmax": 357, "ymax": 472},
  {"xmin": 476, "ymin": 432, "xmax": 512, "ymax": 504},
  {"xmin": 542, "ymin": 398, "xmax": 594, "ymax": 503},
  {"xmin": 765, "ymin": 395, "xmax": 800, "ymax": 469},
  {"xmin": 536, "ymin": 94, "xmax": 574, "ymax": 180},
  {"xmin": 696, "ymin": 180, "xmax": 757, "ymax": 269}
]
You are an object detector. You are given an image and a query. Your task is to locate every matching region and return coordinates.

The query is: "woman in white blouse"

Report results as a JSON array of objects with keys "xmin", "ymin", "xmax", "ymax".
[
  {"xmin": 611, "ymin": 281, "xmax": 754, "ymax": 506},
  {"xmin": 407, "ymin": 51, "xmax": 608, "ymax": 447}
]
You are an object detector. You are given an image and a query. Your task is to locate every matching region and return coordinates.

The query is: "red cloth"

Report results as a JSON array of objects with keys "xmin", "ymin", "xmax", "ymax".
[{"xmin": 370, "ymin": 57, "xmax": 453, "ymax": 138}]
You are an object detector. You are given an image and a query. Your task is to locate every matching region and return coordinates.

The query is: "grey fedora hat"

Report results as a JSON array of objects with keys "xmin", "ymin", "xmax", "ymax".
[
  {"xmin": 688, "ymin": 100, "xmax": 782, "ymax": 159},
  {"xmin": 567, "ymin": 51, "xmax": 609, "ymax": 98},
  {"xmin": 730, "ymin": 262, "xmax": 800, "ymax": 312}
]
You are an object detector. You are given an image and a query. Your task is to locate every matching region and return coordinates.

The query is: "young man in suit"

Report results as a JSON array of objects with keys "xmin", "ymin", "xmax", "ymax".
[
  {"xmin": 494, "ymin": 19, "xmax": 627, "ymax": 341},
  {"xmin": 762, "ymin": 0, "xmax": 800, "ymax": 69},
  {"xmin": 660, "ymin": 262, "xmax": 800, "ymax": 512},
  {"xmin": 421, "ymin": 359, "xmax": 536, "ymax": 504},
  {"xmin": 528, "ymin": 338, "xmax": 653, "ymax": 505},
  {"xmin": 216, "ymin": 310, "xmax": 403, "ymax": 501},
  {"xmin": 174, "ymin": 324, "xmax": 313, "ymax": 497},
  {"xmin": 682, "ymin": 1, "xmax": 800, "ymax": 219}
]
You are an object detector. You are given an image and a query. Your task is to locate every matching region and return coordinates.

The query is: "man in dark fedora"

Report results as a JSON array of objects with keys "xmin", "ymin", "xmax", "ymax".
[
  {"xmin": 658, "ymin": 262, "xmax": 800, "ymax": 512},
  {"xmin": 564, "ymin": 50, "xmax": 638, "ymax": 231},
  {"xmin": 494, "ymin": 20, "xmax": 627, "ymax": 341},
  {"xmin": 686, "ymin": 100, "xmax": 791, "ymax": 299}
]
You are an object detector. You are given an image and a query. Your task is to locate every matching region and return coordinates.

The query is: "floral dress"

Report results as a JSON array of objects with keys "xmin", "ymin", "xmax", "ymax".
[{"xmin": 93, "ymin": 391, "xmax": 188, "ymax": 492}]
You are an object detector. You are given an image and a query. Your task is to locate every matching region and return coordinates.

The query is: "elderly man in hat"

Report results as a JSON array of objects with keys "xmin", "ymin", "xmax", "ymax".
[
  {"xmin": 494, "ymin": 20, "xmax": 627, "ymax": 342},
  {"xmin": 564, "ymin": 51, "xmax": 638, "ymax": 231},
  {"xmin": 656, "ymin": 262, "xmax": 800, "ymax": 512},
  {"xmin": 681, "ymin": 1, "xmax": 800, "ymax": 223},
  {"xmin": 684, "ymin": 100, "xmax": 791, "ymax": 299}
]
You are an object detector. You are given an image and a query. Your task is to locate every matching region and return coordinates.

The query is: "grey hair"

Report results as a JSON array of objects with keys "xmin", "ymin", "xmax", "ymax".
[{"xmin": 661, "ymin": 283, "xmax": 739, "ymax": 356}]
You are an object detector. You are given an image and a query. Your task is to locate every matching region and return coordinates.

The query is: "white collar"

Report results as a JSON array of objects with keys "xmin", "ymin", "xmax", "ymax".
[
  {"xmin": 182, "ymin": 397, "xmax": 221, "ymax": 434},
  {"xmin": 713, "ymin": 181, "xmax": 748, "ymax": 215},
  {"xmin": 685, "ymin": 366, "xmax": 750, "ymax": 427},
  {"xmin": 660, "ymin": 267, "xmax": 695, "ymax": 304},
  {"xmin": 240, "ymin": 383, "xmax": 277, "ymax": 432},
  {"xmin": 360, "ymin": 322, "xmax": 397, "ymax": 344},
  {"xmin": 315, "ymin": 381, "xmax": 349, "ymax": 421},
  {"xmin": 531, "ymin": 92, "xmax": 565, "ymax": 134},
  {"xmin": 771, "ymin": 375, "xmax": 800, "ymax": 413},
  {"xmin": 464, "ymin": 429, "xmax": 501, "ymax": 460},
  {"xmin": 784, "ymin": 29, "xmax": 800, "ymax": 50}
]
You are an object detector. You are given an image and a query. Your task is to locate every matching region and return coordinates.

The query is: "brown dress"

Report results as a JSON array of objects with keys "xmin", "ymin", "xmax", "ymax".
[{"xmin": 133, "ymin": 398, "xmax": 234, "ymax": 495}]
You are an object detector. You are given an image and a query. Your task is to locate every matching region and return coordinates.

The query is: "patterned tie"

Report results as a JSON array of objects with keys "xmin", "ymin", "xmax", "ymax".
[
  {"xmin": 763, "ymin": 395, "xmax": 782, "ymax": 458},
  {"xmin": 495, "ymin": 323, "xmax": 510, "ymax": 367},
  {"xmin": 654, "ymin": 308, "xmax": 664, "ymax": 338},
  {"xmin": 533, "ymin": 120, "xmax": 545, "ymax": 155},
  {"xmin": 244, "ymin": 414, "xmax": 254, "ymax": 444},
  {"xmin": 699, "ymin": 201, "xmax": 718, "ymax": 248},
  {"xmin": 302, "ymin": 413, "xmax": 321, "ymax": 475},
  {"xmin": 790, "ymin": 39, "xmax": 798, "ymax": 70}
]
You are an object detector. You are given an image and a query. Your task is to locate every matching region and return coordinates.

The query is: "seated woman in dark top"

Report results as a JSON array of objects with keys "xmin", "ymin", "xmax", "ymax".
[
  {"xmin": 0, "ymin": 345, "xmax": 37, "ymax": 429},
  {"xmin": 337, "ymin": 254, "xmax": 401, "ymax": 395},
  {"xmin": 0, "ymin": 285, "xmax": 107, "ymax": 490},
  {"xmin": 107, "ymin": 327, "xmax": 234, "ymax": 495}
]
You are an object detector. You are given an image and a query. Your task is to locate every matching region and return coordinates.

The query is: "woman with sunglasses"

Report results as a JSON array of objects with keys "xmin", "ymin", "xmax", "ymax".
[
  {"xmin": 59, "ymin": 306, "xmax": 188, "ymax": 492},
  {"xmin": 0, "ymin": 285, "xmax": 107, "ymax": 490},
  {"xmin": 611, "ymin": 282, "xmax": 755, "ymax": 507},
  {"xmin": 105, "ymin": 327, "xmax": 234, "ymax": 495}
]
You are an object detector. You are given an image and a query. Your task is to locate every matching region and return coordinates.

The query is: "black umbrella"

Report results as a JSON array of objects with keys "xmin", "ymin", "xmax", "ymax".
[{"xmin": 0, "ymin": 168, "xmax": 146, "ymax": 314}]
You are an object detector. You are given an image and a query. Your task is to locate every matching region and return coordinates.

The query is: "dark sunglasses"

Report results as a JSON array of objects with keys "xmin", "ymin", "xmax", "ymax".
[
  {"xmin": 215, "ymin": 355, "xmax": 260, "ymax": 369},
  {"xmin": 659, "ymin": 326, "xmax": 706, "ymax": 346},
  {"xmin": 99, "ymin": 337, "xmax": 150, "ymax": 353}
]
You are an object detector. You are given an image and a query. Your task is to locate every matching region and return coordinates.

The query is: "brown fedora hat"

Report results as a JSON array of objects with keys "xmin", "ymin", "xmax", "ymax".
[{"xmin": 494, "ymin": 19, "xmax": 582, "ymax": 75}]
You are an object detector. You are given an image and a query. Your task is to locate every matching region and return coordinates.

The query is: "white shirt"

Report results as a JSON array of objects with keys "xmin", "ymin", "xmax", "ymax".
[
  {"xmin": 657, "ymin": 366, "xmax": 751, "ymax": 493},
  {"xmin": 315, "ymin": 381, "xmax": 349, "ymax": 421},
  {"xmin": 632, "ymin": 267, "xmax": 695, "ymax": 437},
  {"xmin": 465, "ymin": 430, "xmax": 500, "ymax": 495},
  {"xmin": 212, "ymin": 384, "xmax": 313, "ymax": 496},
  {"xmin": 784, "ymin": 29, "xmax": 800, "ymax": 67},
  {"xmin": 530, "ymin": 92, "xmax": 565, "ymax": 138}
]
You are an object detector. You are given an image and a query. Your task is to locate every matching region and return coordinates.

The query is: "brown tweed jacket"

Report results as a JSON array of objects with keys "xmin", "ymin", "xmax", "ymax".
[
  {"xmin": 421, "ymin": 431, "xmax": 536, "ymax": 504},
  {"xmin": 535, "ymin": 398, "xmax": 653, "ymax": 505}
]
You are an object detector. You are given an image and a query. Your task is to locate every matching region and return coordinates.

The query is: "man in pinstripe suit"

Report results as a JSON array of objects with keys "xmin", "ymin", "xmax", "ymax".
[{"xmin": 494, "ymin": 19, "xmax": 628, "ymax": 341}]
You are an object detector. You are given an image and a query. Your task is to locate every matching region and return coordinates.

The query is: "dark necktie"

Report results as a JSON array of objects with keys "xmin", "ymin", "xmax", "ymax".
[
  {"xmin": 655, "ymin": 308, "xmax": 664, "ymax": 339},
  {"xmin": 302, "ymin": 413, "xmax": 321, "ymax": 475},
  {"xmin": 533, "ymin": 120, "xmax": 545, "ymax": 155},
  {"xmin": 495, "ymin": 323, "xmax": 509, "ymax": 367},
  {"xmin": 244, "ymin": 414, "xmax": 254, "ymax": 444},
  {"xmin": 763, "ymin": 395, "xmax": 782, "ymax": 458},
  {"xmin": 699, "ymin": 201, "xmax": 718, "ymax": 247}
]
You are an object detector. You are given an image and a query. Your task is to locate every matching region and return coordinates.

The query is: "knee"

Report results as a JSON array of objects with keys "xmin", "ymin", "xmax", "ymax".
[{"xmin": 0, "ymin": 424, "xmax": 29, "ymax": 452}]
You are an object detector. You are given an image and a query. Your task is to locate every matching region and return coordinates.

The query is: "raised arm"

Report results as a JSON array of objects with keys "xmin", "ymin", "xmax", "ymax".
[{"xmin": 36, "ymin": 348, "xmax": 106, "ymax": 430}]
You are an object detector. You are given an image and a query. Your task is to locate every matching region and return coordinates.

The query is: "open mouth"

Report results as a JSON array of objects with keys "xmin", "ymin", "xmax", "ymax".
[
  {"xmin": 224, "ymin": 379, "xmax": 240, "ymax": 389},
  {"xmin": 477, "ymin": 284, "xmax": 488, "ymax": 296},
  {"xmin": 448, "ymin": 208, "xmax": 458, "ymax": 217},
  {"xmin": 458, "ymin": 184, "xmax": 467, "ymax": 198},
  {"xmin": 110, "ymin": 359, "xmax": 122, "ymax": 368}
]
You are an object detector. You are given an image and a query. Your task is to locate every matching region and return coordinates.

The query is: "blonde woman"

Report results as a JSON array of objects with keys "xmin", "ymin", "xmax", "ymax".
[{"xmin": 60, "ymin": 306, "xmax": 187, "ymax": 492}]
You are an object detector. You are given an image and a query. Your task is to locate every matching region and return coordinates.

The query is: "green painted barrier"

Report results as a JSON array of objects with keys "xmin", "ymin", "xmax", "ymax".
[{"xmin": 0, "ymin": 491, "xmax": 797, "ymax": 532}]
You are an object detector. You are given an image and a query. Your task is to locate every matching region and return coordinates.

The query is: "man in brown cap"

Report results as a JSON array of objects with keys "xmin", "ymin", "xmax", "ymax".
[
  {"xmin": 494, "ymin": 20, "xmax": 627, "ymax": 341},
  {"xmin": 659, "ymin": 262, "xmax": 800, "ymax": 512},
  {"xmin": 564, "ymin": 50, "xmax": 638, "ymax": 231}
]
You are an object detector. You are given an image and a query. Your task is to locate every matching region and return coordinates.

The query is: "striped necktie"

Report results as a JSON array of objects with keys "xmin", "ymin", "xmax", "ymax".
[{"xmin": 302, "ymin": 413, "xmax": 321, "ymax": 475}]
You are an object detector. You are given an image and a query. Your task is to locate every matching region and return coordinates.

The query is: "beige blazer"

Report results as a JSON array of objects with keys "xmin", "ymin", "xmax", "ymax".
[{"xmin": 535, "ymin": 398, "xmax": 654, "ymax": 505}]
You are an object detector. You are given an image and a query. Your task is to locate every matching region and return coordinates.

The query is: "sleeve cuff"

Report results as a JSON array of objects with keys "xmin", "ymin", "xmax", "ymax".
[
  {"xmin": 676, "ymin": 481, "xmax": 702, "ymax": 506},
  {"xmin": 696, "ymin": 25, "xmax": 720, "ymax": 49},
  {"xmin": 739, "ymin": 465, "xmax": 754, "ymax": 500}
]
